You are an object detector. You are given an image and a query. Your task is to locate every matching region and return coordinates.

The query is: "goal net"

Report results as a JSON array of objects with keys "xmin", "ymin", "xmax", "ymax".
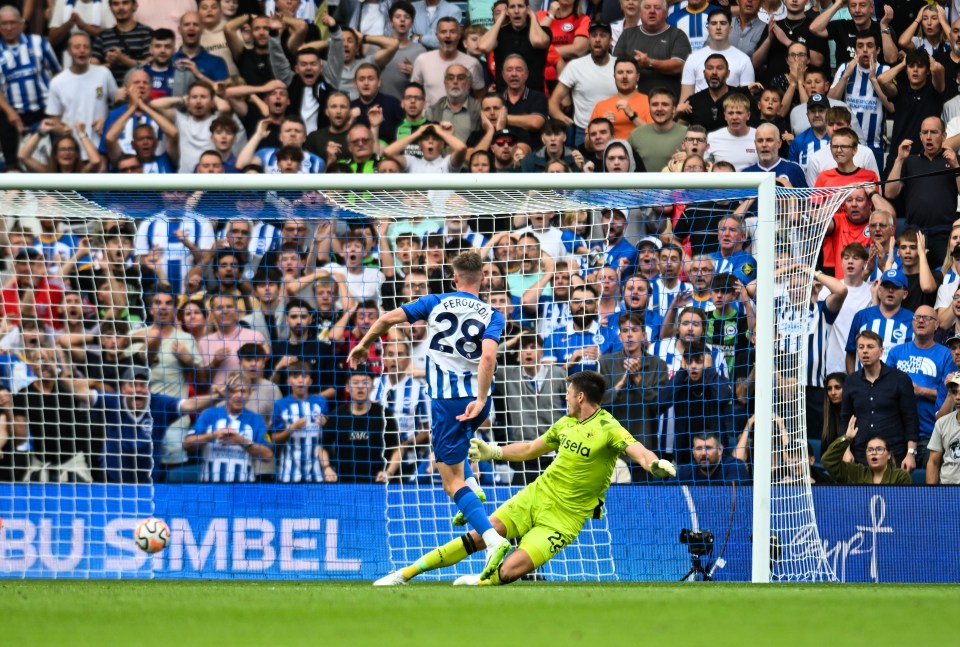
[{"xmin": 0, "ymin": 174, "xmax": 849, "ymax": 582}]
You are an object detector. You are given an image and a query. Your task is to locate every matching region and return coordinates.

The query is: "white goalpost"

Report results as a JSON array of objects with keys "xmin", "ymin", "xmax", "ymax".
[{"xmin": 0, "ymin": 172, "xmax": 844, "ymax": 583}]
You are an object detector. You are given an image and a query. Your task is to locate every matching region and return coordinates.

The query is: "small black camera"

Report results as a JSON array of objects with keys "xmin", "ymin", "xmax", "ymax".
[
  {"xmin": 679, "ymin": 528, "xmax": 715, "ymax": 556},
  {"xmin": 950, "ymin": 244, "xmax": 960, "ymax": 260}
]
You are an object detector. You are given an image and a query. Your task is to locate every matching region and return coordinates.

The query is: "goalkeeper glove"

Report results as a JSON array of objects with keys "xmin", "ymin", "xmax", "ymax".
[
  {"xmin": 469, "ymin": 438, "xmax": 503, "ymax": 462},
  {"xmin": 648, "ymin": 458, "xmax": 676, "ymax": 479}
]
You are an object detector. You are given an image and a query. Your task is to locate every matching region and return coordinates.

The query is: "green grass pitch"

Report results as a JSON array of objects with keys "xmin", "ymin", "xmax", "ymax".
[{"xmin": 3, "ymin": 580, "xmax": 958, "ymax": 647}]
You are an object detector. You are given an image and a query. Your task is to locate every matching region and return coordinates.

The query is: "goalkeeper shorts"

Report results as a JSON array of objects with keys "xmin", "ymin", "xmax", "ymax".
[{"xmin": 491, "ymin": 480, "xmax": 586, "ymax": 569}]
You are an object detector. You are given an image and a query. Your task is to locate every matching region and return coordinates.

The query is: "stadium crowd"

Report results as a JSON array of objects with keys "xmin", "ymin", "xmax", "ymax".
[{"xmin": 1, "ymin": 0, "xmax": 960, "ymax": 488}]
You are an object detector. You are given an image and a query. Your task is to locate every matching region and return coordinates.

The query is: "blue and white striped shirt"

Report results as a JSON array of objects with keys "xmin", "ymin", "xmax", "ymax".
[
  {"xmin": 667, "ymin": 2, "xmax": 711, "ymax": 51},
  {"xmin": 775, "ymin": 297, "xmax": 838, "ymax": 388},
  {"xmin": 194, "ymin": 407, "xmax": 269, "ymax": 483},
  {"xmin": 649, "ymin": 278, "xmax": 692, "ymax": 319},
  {"xmin": 0, "ymin": 34, "xmax": 60, "ymax": 113},
  {"xmin": 401, "ymin": 292, "xmax": 505, "ymax": 399},
  {"xmin": 845, "ymin": 305, "xmax": 915, "ymax": 364},
  {"xmin": 833, "ymin": 62, "xmax": 890, "ymax": 149},
  {"xmin": 256, "ymin": 147, "xmax": 326, "ymax": 174},
  {"xmin": 272, "ymin": 395, "xmax": 329, "ymax": 483}
]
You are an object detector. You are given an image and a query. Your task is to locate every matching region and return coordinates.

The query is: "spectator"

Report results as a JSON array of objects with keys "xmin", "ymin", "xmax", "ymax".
[
  {"xmin": 13, "ymin": 346, "xmax": 90, "ymax": 483},
  {"xmin": 477, "ymin": 0, "xmax": 551, "ymax": 93},
  {"xmin": 135, "ymin": 190, "xmax": 215, "ymax": 295},
  {"xmin": 426, "ymin": 63, "xmax": 482, "ymax": 144},
  {"xmin": 865, "ymin": 209, "xmax": 898, "ymax": 282},
  {"xmin": 841, "ymin": 329, "xmax": 920, "ymax": 466},
  {"xmin": 1, "ymin": 247, "xmax": 65, "ymax": 331},
  {"xmin": 18, "ymin": 119, "xmax": 101, "ymax": 172},
  {"xmin": 675, "ymin": 431, "xmax": 750, "ymax": 484},
  {"xmin": 197, "ymin": 0, "xmax": 237, "ymax": 77},
  {"xmin": 658, "ymin": 343, "xmax": 734, "ymax": 466},
  {"xmin": 543, "ymin": 283, "xmax": 618, "ymax": 373},
  {"xmin": 139, "ymin": 289, "xmax": 200, "ymax": 398},
  {"xmin": 305, "ymin": 92, "xmax": 354, "ymax": 167},
  {"xmin": 47, "ymin": 0, "xmax": 117, "ymax": 53},
  {"xmin": 238, "ymin": 116, "xmax": 326, "ymax": 173},
  {"xmin": 678, "ymin": 9, "xmax": 754, "ymax": 108},
  {"xmin": 373, "ymin": 337, "xmax": 429, "ymax": 480},
  {"xmin": 803, "ymin": 106, "xmax": 881, "ymax": 186},
  {"xmin": 822, "ymin": 188, "xmax": 891, "ymax": 279},
  {"xmin": 600, "ymin": 311, "xmax": 669, "ymax": 460},
  {"xmin": 711, "ymin": 214, "xmax": 757, "ymax": 293},
  {"xmin": 788, "ymin": 92, "xmax": 830, "ymax": 170},
  {"xmin": 590, "ymin": 57, "xmax": 651, "ymax": 140},
  {"xmin": 393, "ymin": 82, "xmax": 428, "ymax": 156},
  {"xmin": 487, "ymin": 126, "xmax": 520, "ymax": 171},
  {"xmin": 676, "ymin": 54, "xmax": 753, "ymax": 134},
  {"xmin": 627, "ymin": 87, "xmax": 685, "ymax": 172},
  {"xmin": 328, "ymin": 371, "xmax": 400, "ymax": 483},
  {"xmin": 150, "ymin": 80, "xmax": 233, "ymax": 174},
  {"xmin": 46, "ymin": 32, "xmax": 117, "ymax": 151},
  {"xmin": 705, "ymin": 92, "xmax": 756, "ymax": 171},
  {"xmin": 380, "ymin": 2, "xmax": 425, "ymax": 101},
  {"xmin": 271, "ymin": 359, "xmax": 335, "ymax": 483},
  {"xmin": 91, "ymin": 0, "xmax": 152, "ymax": 84},
  {"xmin": 885, "ymin": 117, "xmax": 960, "ymax": 262},
  {"xmin": 896, "ymin": 229, "xmax": 942, "ymax": 311},
  {"xmin": 821, "ymin": 372, "xmax": 846, "ymax": 449},
  {"xmin": 521, "ymin": 259, "xmax": 578, "ymax": 339},
  {"xmin": 337, "ymin": 29, "xmax": 401, "ymax": 101},
  {"xmin": 172, "ymin": 11, "xmax": 228, "ymax": 85},
  {"xmin": 613, "ymin": 0, "xmax": 691, "ymax": 96},
  {"xmin": 197, "ymin": 293, "xmax": 268, "ymax": 389},
  {"xmin": 351, "ymin": 62, "xmax": 403, "ymax": 142},
  {"xmin": 411, "ymin": 0, "xmax": 463, "ymax": 50},
  {"xmin": 223, "ymin": 14, "xmax": 274, "ymax": 86},
  {"xmin": 494, "ymin": 332, "xmax": 565, "ymax": 483},
  {"xmin": 752, "ymin": 0, "xmax": 828, "ymax": 82},
  {"xmin": 0, "ymin": 5, "xmax": 60, "ymax": 134},
  {"xmin": 898, "ymin": 4, "xmax": 951, "ymax": 56},
  {"xmin": 590, "ymin": 208, "xmax": 638, "ymax": 277},
  {"xmin": 519, "ymin": 118, "xmax": 580, "ymax": 172},
  {"xmin": 184, "ymin": 372, "xmax": 273, "ymax": 483},
  {"xmin": 500, "ymin": 54, "xmax": 549, "ymax": 137},
  {"xmin": 743, "ymin": 123, "xmax": 807, "ymax": 187},
  {"xmin": 143, "ymin": 28, "xmax": 177, "ymax": 99},
  {"xmin": 846, "ymin": 268, "xmax": 915, "ymax": 369},
  {"xmin": 886, "ymin": 305, "xmax": 952, "ymax": 466},
  {"xmin": 878, "ymin": 49, "xmax": 945, "ymax": 173},
  {"xmin": 828, "ymin": 31, "xmax": 893, "ymax": 168},
  {"xmin": 383, "ymin": 122, "xmax": 467, "ymax": 172},
  {"xmin": 549, "ymin": 19, "xmax": 617, "ymax": 145},
  {"xmin": 821, "ymin": 417, "xmax": 911, "ymax": 484},
  {"xmin": 271, "ymin": 298, "xmax": 336, "ymax": 398},
  {"xmin": 410, "ymin": 17, "xmax": 485, "ymax": 106},
  {"xmin": 810, "ymin": 0, "xmax": 898, "ymax": 70},
  {"xmin": 823, "ymin": 243, "xmax": 873, "ymax": 375},
  {"xmin": 927, "ymin": 372, "xmax": 960, "ymax": 484}
]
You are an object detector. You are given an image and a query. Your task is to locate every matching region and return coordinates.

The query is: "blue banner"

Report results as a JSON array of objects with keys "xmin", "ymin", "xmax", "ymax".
[{"xmin": 1, "ymin": 484, "xmax": 957, "ymax": 582}]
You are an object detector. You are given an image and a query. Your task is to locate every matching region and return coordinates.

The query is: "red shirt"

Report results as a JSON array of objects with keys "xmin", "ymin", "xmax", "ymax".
[
  {"xmin": 814, "ymin": 167, "xmax": 878, "ymax": 272},
  {"xmin": 1, "ymin": 277, "xmax": 65, "ymax": 330},
  {"xmin": 536, "ymin": 12, "xmax": 590, "ymax": 82}
]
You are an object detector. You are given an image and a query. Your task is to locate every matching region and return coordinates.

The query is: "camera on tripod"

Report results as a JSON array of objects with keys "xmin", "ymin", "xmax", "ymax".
[{"xmin": 679, "ymin": 529, "xmax": 714, "ymax": 556}]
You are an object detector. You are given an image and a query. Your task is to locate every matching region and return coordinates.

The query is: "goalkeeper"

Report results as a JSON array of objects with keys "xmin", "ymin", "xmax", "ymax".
[{"xmin": 374, "ymin": 371, "xmax": 675, "ymax": 586}]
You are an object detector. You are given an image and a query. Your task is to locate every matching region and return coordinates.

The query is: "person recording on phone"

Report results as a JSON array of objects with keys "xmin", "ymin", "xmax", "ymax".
[{"xmin": 543, "ymin": 284, "xmax": 618, "ymax": 375}]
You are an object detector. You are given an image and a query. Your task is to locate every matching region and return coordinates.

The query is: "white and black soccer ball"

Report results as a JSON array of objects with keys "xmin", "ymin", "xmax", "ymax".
[{"xmin": 134, "ymin": 518, "xmax": 170, "ymax": 553}]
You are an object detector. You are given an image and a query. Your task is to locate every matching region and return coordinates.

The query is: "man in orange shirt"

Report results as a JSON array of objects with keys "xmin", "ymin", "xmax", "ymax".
[
  {"xmin": 814, "ymin": 127, "xmax": 888, "ymax": 276},
  {"xmin": 590, "ymin": 57, "xmax": 652, "ymax": 140},
  {"xmin": 822, "ymin": 187, "xmax": 894, "ymax": 279}
]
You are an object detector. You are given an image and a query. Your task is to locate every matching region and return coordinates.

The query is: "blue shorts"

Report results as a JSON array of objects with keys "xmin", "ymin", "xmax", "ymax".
[{"xmin": 430, "ymin": 397, "xmax": 491, "ymax": 464}]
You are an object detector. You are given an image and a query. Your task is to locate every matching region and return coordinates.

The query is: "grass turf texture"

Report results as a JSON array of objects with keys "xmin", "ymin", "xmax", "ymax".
[{"xmin": 3, "ymin": 581, "xmax": 957, "ymax": 647}]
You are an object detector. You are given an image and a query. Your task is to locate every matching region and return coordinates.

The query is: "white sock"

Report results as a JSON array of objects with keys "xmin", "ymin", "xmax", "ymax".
[
  {"xmin": 464, "ymin": 476, "xmax": 480, "ymax": 492},
  {"xmin": 482, "ymin": 528, "xmax": 505, "ymax": 550}
]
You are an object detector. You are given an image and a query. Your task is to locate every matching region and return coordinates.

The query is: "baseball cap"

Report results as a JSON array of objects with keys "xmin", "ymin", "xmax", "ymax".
[
  {"xmin": 947, "ymin": 372, "xmax": 960, "ymax": 387},
  {"xmin": 880, "ymin": 268, "xmax": 908, "ymax": 288},
  {"xmin": 492, "ymin": 128, "xmax": 517, "ymax": 143},
  {"xmin": 588, "ymin": 19, "xmax": 612, "ymax": 34},
  {"xmin": 637, "ymin": 236, "xmax": 662, "ymax": 250},
  {"xmin": 122, "ymin": 366, "xmax": 151, "ymax": 382},
  {"xmin": 14, "ymin": 247, "xmax": 43, "ymax": 261},
  {"xmin": 945, "ymin": 336, "xmax": 960, "ymax": 348},
  {"xmin": 807, "ymin": 93, "xmax": 830, "ymax": 110}
]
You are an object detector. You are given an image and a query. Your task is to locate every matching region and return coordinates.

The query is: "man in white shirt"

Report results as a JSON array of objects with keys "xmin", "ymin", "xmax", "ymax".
[
  {"xmin": 410, "ymin": 17, "xmax": 485, "ymax": 105},
  {"xmin": 548, "ymin": 20, "xmax": 618, "ymax": 144},
  {"xmin": 706, "ymin": 92, "xmax": 756, "ymax": 170},
  {"xmin": 678, "ymin": 8, "xmax": 754, "ymax": 106},
  {"xmin": 46, "ymin": 32, "xmax": 118, "ymax": 150}
]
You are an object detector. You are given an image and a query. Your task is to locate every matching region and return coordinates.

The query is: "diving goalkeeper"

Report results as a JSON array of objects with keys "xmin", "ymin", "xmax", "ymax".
[{"xmin": 374, "ymin": 371, "xmax": 676, "ymax": 586}]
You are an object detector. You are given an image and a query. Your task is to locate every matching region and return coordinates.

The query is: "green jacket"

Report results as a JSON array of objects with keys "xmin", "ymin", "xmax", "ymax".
[{"xmin": 821, "ymin": 436, "xmax": 912, "ymax": 485}]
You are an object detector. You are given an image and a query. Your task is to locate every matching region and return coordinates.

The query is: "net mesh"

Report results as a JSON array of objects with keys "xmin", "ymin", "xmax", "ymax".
[{"xmin": 0, "ymin": 180, "xmax": 850, "ymax": 582}]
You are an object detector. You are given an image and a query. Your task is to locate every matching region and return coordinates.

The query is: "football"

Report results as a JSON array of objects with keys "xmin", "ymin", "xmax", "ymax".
[{"xmin": 134, "ymin": 518, "xmax": 170, "ymax": 553}]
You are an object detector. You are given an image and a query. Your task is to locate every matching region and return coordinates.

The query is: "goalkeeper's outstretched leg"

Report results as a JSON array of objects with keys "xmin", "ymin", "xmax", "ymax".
[{"xmin": 373, "ymin": 517, "xmax": 510, "ymax": 586}]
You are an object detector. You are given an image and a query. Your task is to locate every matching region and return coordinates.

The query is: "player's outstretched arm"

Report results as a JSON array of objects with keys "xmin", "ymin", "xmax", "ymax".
[
  {"xmin": 347, "ymin": 307, "xmax": 408, "ymax": 367},
  {"xmin": 469, "ymin": 436, "xmax": 552, "ymax": 463},
  {"xmin": 625, "ymin": 442, "xmax": 676, "ymax": 479}
]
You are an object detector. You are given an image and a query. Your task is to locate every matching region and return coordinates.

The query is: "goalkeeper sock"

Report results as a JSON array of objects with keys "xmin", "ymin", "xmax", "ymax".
[
  {"xmin": 453, "ymin": 486, "xmax": 494, "ymax": 534},
  {"xmin": 401, "ymin": 534, "xmax": 476, "ymax": 580},
  {"xmin": 463, "ymin": 461, "xmax": 477, "ymax": 490}
]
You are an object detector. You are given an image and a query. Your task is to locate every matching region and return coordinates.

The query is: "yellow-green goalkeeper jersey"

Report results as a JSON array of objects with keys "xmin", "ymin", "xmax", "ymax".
[{"xmin": 536, "ymin": 408, "xmax": 637, "ymax": 518}]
